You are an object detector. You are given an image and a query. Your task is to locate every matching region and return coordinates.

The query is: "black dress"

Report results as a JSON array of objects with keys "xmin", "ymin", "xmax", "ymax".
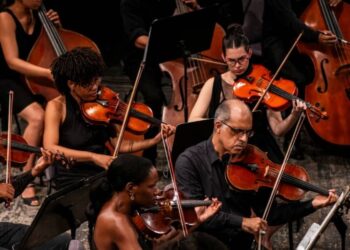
[{"xmin": 0, "ymin": 9, "xmax": 42, "ymax": 114}]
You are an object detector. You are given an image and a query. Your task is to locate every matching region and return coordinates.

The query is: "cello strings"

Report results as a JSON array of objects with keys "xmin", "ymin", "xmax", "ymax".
[
  {"xmin": 39, "ymin": 5, "xmax": 66, "ymax": 56},
  {"xmin": 38, "ymin": 6, "xmax": 60, "ymax": 54},
  {"xmin": 45, "ymin": 11, "xmax": 66, "ymax": 55},
  {"xmin": 320, "ymin": 0, "xmax": 344, "ymax": 65},
  {"xmin": 198, "ymin": 54, "xmax": 209, "ymax": 87}
]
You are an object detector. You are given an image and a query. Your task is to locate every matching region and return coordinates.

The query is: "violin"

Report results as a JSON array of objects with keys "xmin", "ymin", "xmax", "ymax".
[
  {"xmin": 233, "ymin": 64, "xmax": 328, "ymax": 120},
  {"xmin": 0, "ymin": 133, "xmax": 73, "ymax": 168},
  {"xmin": 132, "ymin": 184, "xmax": 211, "ymax": 239},
  {"xmin": 226, "ymin": 144, "xmax": 330, "ymax": 201},
  {"xmin": 81, "ymin": 86, "xmax": 163, "ymax": 135}
]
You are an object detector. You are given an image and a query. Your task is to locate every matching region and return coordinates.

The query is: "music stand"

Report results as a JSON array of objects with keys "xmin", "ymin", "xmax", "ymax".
[
  {"xmin": 16, "ymin": 172, "xmax": 106, "ymax": 250},
  {"xmin": 296, "ymin": 186, "xmax": 350, "ymax": 250},
  {"xmin": 171, "ymin": 119, "xmax": 214, "ymax": 164},
  {"xmin": 143, "ymin": 6, "xmax": 218, "ymax": 121}
]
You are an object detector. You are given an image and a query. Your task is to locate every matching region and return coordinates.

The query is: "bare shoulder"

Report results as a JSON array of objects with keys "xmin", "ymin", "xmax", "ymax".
[
  {"xmin": 47, "ymin": 96, "xmax": 65, "ymax": 111},
  {"xmin": 0, "ymin": 10, "xmax": 13, "ymax": 20},
  {"xmin": 97, "ymin": 210, "xmax": 132, "ymax": 233},
  {"xmin": 204, "ymin": 76, "xmax": 215, "ymax": 87},
  {"xmin": 0, "ymin": 11, "xmax": 15, "ymax": 29}
]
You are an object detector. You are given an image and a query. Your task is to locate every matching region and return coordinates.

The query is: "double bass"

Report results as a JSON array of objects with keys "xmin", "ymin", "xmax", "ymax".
[
  {"xmin": 297, "ymin": 0, "xmax": 350, "ymax": 145},
  {"xmin": 26, "ymin": 4, "xmax": 99, "ymax": 101},
  {"xmin": 161, "ymin": 1, "xmax": 227, "ymax": 150}
]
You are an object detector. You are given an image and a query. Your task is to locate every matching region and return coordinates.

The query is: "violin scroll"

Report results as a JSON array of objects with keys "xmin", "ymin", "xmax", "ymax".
[{"xmin": 0, "ymin": 133, "xmax": 75, "ymax": 169}]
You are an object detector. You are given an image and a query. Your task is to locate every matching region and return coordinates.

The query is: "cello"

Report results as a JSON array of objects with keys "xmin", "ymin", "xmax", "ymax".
[
  {"xmin": 161, "ymin": 1, "xmax": 227, "ymax": 150},
  {"xmin": 26, "ymin": 4, "xmax": 99, "ymax": 101},
  {"xmin": 297, "ymin": 0, "xmax": 350, "ymax": 145}
]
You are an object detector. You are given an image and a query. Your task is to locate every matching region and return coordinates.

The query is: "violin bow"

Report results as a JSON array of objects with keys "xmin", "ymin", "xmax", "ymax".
[
  {"xmin": 252, "ymin": 31, "xmax": 303, "ymax": 113},
  {"xmin": 253, "ymin": 31, "xmax": 305, "ymax": 250},
  {"xmin": 5, "ymin": 91, "xmax": 14, "ymax": 208},
  {"xmin": 161, "ymin": 128, "xmax": 189, "ymax": 237},
  {"xmin": 256, "ymin": 112, "xmax": 306, "ymax": 250},
  {"xmin": 112, "ymin": 63, "xmax": 146, "ymax": 158}
]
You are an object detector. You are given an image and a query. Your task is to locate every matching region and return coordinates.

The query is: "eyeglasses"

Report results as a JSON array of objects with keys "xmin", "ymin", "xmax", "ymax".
[
  {"xmin": 75, "ymin": 77, "xmax": 102, "ymax": 90},
  {"xmin": 226, "ymin": 55, "xmax": 249, "ymax": 66},
  {"xmin": 220, "ymin": 120, "xmax": 254, "ymax": 138}
]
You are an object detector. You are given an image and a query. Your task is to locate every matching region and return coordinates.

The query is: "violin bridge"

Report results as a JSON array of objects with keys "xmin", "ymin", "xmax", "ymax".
[{"xmin": 263, "ymin": 165, "xmax": 269, "ymax": 177}]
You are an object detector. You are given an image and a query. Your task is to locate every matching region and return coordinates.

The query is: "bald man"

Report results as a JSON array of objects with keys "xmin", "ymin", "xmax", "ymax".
[{"xmin": 175, "ymin": 99, "xmax": 337, "ymax": 250}]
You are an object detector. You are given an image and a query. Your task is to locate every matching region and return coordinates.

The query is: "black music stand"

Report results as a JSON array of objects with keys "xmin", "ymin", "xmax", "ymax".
[
  {"xmin": 15, "ymin": 172, "xmax": 106, "ymax": 250},
  {"xmin": 143, "ymin": 7, "xmax": 218, "ymax": 121},
  {"xmin": 296, "ymin": 186, "xmax": 350, "ymax": 250},
  {"xmin": 171, "ymin": 119, "xmax": 214, "ymax": 164}
]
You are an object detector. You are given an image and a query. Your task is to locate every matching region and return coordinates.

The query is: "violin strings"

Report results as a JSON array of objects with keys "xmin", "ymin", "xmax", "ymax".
[{"xmin": 267, "ymin": 84, "xmax": 325, "ymax": 117}]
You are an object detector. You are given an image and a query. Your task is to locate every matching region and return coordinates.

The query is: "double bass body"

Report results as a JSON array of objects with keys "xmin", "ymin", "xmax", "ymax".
[
  {"xmin": 298, "ymin": 0, "xmax": 350, "ymax": 145},
  {"xmin": 26, "ymin": 5, "xmax": 99, "ymax": 101},
  {"xmin": 161, "ymin": 23, "xmax": 227, "ymax": 149}
]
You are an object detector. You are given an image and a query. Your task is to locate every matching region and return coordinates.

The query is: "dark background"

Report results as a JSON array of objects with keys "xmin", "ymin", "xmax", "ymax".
[{"xmin": 47, "ymin": 0, "xmax": 125, "ymax": 67}]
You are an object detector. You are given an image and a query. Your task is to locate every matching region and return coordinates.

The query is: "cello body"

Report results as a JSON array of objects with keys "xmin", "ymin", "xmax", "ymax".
[
  {"xmin": 161, "ymin": 24, "xmax": 227, "ymax": 149},
  {"xmin": 298, "ymin": 0, "xmax": 350, "ymax": 145},
  {"xmin": 26, "ymin": 5, "xmax": 99, "ymax": 102}
]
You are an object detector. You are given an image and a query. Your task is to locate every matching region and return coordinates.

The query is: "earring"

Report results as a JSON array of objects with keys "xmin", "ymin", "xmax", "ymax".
[{"xmin": 129, "ymin": 192, "xmax": 135, "ymax": 201}]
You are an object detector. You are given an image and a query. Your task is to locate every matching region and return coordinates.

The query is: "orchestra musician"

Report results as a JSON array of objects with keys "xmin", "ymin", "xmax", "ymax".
[
  {"xmin": 119, "ymin": 0, "xmax": 199, "ymax": 165},
  {"xmin": 262, "ymin": 0, "xmax": 340, "ymax": 89},
  {"xmin": 43, "ymin": 47, "xmax": 175, "ymax": 190},
  {"xmin": 0, "ymin": 149, "xmax": 72, "ymax": 250},
  {"xmin": 0, "ymin": 0, "xmax": 61, "ymax": 206},
  {"xmin": 176, "ymin": 99, "xmax": 337, "ymax": 250},
  {"xmin": 86, "ymin": 154, "xmax": 224, "ymax": 250},
  {"xmin": 189, "ymin": 24, "xmax": 306, "ymax": 164}
]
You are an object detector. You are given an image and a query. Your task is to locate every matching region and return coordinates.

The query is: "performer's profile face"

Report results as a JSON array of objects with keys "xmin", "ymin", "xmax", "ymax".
[{"xmin": 132, "ymin": 167, "xmax": 159, "ymax": 207}]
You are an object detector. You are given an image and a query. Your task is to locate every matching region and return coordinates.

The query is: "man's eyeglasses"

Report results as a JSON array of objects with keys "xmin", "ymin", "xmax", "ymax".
[
  {"xmin": 226, "ymin": 55, "xmax": 249, "ymax": 66},
  {"xmin": 220, "ymin": 120, "xmax": 254, "ymax": 138}
]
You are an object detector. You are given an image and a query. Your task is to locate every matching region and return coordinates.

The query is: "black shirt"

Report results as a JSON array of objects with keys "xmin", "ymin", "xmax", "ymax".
[{"xmin": 175, "ymin": 137, "xmax": 316, "ymax": 246}]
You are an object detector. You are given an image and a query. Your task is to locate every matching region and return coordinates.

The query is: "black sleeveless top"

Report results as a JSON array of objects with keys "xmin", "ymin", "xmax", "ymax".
[
  {"xmin": 59, "ymin": 94, "xmax": 115, "ymax": 153},
  {"xmin": 53, "ymin": 94, "xmax": 116, "ymax": 189},
  {"xmin": 0, "ymin": 9, "xmax": 41, "ymax": 79},
  {"xmin": 208, "ymin": 74, "xmax": 284, "ymax": 164}
]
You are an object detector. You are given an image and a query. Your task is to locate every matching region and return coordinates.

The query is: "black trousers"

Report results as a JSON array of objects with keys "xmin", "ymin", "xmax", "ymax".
[{"xmin": 0, "ymin": 222, "xmax": 70, "ymax": 250}]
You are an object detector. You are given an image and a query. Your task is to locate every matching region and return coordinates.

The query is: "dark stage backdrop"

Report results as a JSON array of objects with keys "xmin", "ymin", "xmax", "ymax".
[{"xmin": 47, "ymin": 0, "xmax": 125, "ymax": 67}]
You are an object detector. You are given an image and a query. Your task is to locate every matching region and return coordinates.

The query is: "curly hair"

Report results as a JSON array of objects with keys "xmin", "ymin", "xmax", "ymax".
[{"xmin": 51, "ymin": 47, "xmax": 105, "ymax": 94}]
